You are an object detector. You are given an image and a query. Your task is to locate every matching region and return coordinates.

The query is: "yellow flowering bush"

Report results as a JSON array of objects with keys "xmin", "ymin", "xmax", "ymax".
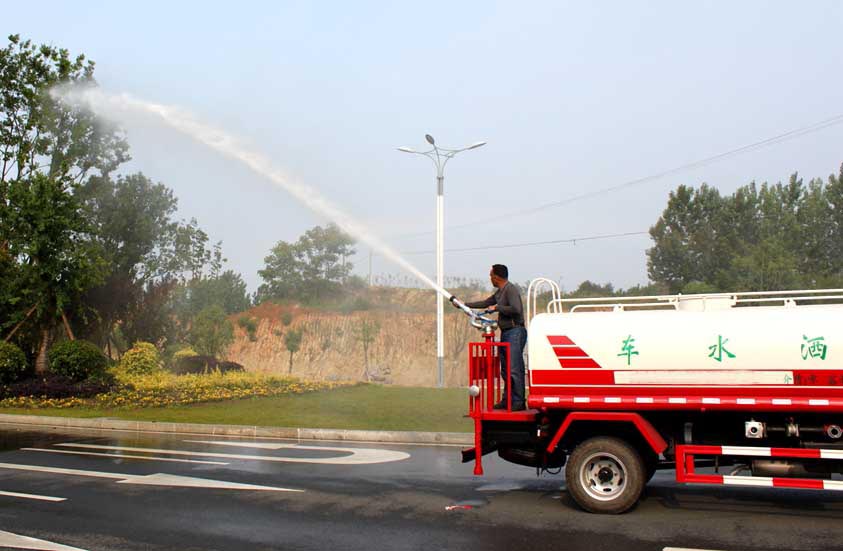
[
  {"xmin": 0, "ymin": 370, "xmax": 353, "ymax": 409},
  {"xmin": 119, "ymin": 342, "xmax": 162, "ymax": 375}
]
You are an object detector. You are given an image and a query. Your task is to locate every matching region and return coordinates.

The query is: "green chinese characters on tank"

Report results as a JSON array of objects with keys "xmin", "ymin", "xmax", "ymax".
[
  {"xmin": 707, "ymin": 335, "xmax": 735, "ymax": 362},
  {"xmin": 801, "ymin": 335, "xmax": 827, "ymax": 360},
  {"xmin": 617, "ymin": 335, "xmax": 639, "ymax": 365}
]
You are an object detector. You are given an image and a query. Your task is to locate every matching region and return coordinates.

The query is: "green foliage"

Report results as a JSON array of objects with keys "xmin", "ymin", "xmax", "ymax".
[
  {"xmin": 48, "ymin": 340, "xmax": 108, "ymax": 381},
  {"xmin": 0, "ymin": 35, "xmax": 236, "ymax": 365},
  {"xmin": 172, "ymin": 346, "xmax": 198, "ymax": 361},
  {"xmin": 568, "ymin": 280, "xmax": 615, "ymax": 298},
  {"xmin": 281, "ymin": 311, "xmax": 293, "ymax": 326},
  {"xmin": 0, "ymin": 342, "xmax": 28, "ymax": 383},
  {"xmin": 257, "ymin": 224, "xmax": 355, "ymax": 304},
  {"xmin": 237, "ymin": 316, "xmax": 258, "ymax": 341},
  {"xmin": 0, "ymin": 34, "xmax": 128, "ymax": 366},
  {"xmin": 119, "ymin": 342, "xmax": 161, "ymax": 375},
  {"xmin": 284, "ymin": 328, "xmax": 303, "ymax": 374},
  {"xmin": 647, "ymin": 167, "xmax": 843, "ymax": 292},
  {"xmin": 189, "ymin": 305, "xmax": 234, "ymax": 358},
  {"xmin": 79, "ymin": 173, "xmax": 233, "ymax": 350},
  {"xmin": 172, "ymin": 270, "xmax": 251, "ymax": 322},
  {"xmin": 5, "ymin": 172, "xmax": 105, "ymax": 369}
]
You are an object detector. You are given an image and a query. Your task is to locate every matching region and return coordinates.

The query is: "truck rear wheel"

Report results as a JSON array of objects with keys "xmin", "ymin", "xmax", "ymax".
[{"xmin": 565, "ymin": 436, "xmax": 645, "ymax": 514}]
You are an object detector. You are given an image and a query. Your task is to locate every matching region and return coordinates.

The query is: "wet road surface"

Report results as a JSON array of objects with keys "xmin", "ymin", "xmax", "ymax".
[{"xmin": 0, "ymin": 424, "xmax": 842, "ymax": 550}]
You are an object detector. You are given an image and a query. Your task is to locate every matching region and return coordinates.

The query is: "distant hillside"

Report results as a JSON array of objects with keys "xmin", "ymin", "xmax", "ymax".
[{"xmin": 226, "ymin": 286, "xmax": 491, "ymax": 387}]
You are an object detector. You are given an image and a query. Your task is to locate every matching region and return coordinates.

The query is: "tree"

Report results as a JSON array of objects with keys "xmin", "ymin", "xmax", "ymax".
[
  {"xmin": 647, "ymin": 165, "xmax": 843, "ymax": 293},
  {"xmin": 258, "ymin": 224, "xmax": 355, "ymax": 303},
  {"xmin": 284, "ymin": 328, "xmax": 303, "ymax": 374},
  {"xmin": 76, "ymin": 173, "xmax": 226, "ymax": 352},
  {"xmin": 0, "ymin": 35, "xmax": 128, "ymax": 367},
  {"xmin": 172, "ymin": 270, "xmax": 251, "ymax": 322},
  {"xmin": 5, "ymin": 173, "xmax": 104, "ymax": 371},
  {"xmin": 189, "ymin": 305, "xmax": 234, "ymax": 359},
  {"xmin": 353, "ymin": 318, "xmax": 380, "ymax": 381},
  {"xmin": 0, "ymin": 35, "xmax": 129, "ymax": 197},
  {"xmin": 646, "ymin": 184, "xmax": 733, "ymax": 293},
  {"xmin": 569, "ymin": 280, "xmax": 616, "ymax": 298}
]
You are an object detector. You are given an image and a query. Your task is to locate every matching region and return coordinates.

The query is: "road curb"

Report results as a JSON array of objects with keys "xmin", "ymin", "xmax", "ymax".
[{"xmin": 0, "ymin": 413, "xmax": 473, "ymax": 446}]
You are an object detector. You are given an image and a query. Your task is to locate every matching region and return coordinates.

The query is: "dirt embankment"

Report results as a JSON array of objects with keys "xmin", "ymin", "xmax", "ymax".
[{"xmin": 226, "ymin": 288, "xmax": 487, "ymax": 387}]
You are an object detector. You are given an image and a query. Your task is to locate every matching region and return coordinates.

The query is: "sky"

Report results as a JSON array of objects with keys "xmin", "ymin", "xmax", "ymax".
[{"xmin": 6, "ymin": 1, "xmax": 843, "ymax": 293}]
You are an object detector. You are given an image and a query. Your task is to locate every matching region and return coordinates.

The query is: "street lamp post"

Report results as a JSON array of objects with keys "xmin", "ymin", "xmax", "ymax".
[{"xmin": 398, "ymin": 135, "xmax": 486, "ymax": 388}]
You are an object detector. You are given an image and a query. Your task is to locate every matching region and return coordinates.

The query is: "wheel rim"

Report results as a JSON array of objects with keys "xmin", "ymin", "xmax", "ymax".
[{"xmin": 579, "ymin": 451, "xmax": 627, "ymax": 501}]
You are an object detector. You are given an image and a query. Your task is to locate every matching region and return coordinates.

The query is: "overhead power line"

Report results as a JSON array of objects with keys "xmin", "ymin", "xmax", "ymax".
[
  {"xmin": 396, "ymin": 112, "xmax": 843, "ymax": 238},
  {"xmin": 381, "ymin": 230, "xmax": 649, "ymax": 257}
]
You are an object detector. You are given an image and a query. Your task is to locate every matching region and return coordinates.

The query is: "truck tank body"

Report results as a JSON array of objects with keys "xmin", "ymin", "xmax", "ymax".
[{"xmin": 527, "ymin": 302, "xmax": 843, "ymax": 411}]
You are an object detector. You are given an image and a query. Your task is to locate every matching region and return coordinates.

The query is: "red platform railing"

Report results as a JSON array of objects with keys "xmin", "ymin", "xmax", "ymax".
[
  {"xmin": 468, "ymin": 338, "xmax": 511, "ymax": 414},
  {"xmin": 467, "ymin": 335, "xmax": 510, "ymax": 476}
]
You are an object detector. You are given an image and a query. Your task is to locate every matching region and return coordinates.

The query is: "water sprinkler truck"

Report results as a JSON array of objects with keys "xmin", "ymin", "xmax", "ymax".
[{"xmin": 452, "ymin": 280, "xmax": 843, "ymax": 514}]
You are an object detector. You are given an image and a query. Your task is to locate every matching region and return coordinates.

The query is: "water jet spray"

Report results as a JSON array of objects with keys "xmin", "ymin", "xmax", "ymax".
[{"xmin": 50, "ymin": 85, "xmax": 494, "ymax": 332}]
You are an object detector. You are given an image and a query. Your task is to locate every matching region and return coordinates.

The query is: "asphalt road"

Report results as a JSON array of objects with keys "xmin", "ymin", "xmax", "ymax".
[{"xmin": 0, "ymin": 425, "xmax": 841, "ymax": 551}]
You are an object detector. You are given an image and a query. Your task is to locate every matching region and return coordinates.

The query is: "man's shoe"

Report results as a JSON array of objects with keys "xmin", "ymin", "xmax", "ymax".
[
  {"xmin": 492, "ymin": 401, "xmax": 507, "ymax": 410},
  {"xmin": 510, "ymin": 402, "xmax": 526, "ymax": 411}
]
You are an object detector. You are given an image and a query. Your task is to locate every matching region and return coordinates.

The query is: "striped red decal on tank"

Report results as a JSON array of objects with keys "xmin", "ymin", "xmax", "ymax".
[
  {"xmin": 558, "ymin": 358, "xmax": 602, "ymax": 369},
  {"xmin": 531, "ymin": 370, "xmax": 615, "ymax": 385},
  {"xmin": 553, "ymin": 347, "xmax": 589, "ymax": 358},
  {"xmin": 546, "ymin": 336, "xmax": 603, "ymax": 368},
  {"xmin": 547, "ymin": 335, "xmax": 575, "ymax": 346}
]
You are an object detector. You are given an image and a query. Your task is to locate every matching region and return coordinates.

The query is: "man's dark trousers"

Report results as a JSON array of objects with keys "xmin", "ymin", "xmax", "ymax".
[{"xmin": 500, "ymin": 326, "xmax": 527, "ymax": 407}]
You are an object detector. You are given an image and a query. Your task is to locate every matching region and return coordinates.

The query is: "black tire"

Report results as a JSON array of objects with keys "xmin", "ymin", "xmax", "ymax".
[{"xmin": 564, "ymin": 436, "xmax": 645, "ymax": 514}]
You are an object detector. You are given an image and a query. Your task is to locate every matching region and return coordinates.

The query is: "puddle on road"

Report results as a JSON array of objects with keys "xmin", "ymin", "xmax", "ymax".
[
  {"xmin": 0, "ymin": 428, "xmax": 68, "ymax": 453},
  {"xmin": 476, "ymin": 482, "xmax": 526, "ymax": 492}
]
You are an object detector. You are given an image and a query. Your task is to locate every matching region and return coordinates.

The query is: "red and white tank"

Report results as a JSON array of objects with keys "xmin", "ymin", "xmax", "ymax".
[{"xmin": 524, "ymin": 283, "xmax": 843, "ymax": 412}]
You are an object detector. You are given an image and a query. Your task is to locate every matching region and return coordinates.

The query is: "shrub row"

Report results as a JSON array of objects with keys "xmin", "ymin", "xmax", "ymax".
[
  {"xmin": 0, "ymin": 340, "xmax": 110, "ymax": 385},
  {"xmin": 0, "ymin": 372, "xmax": 354, "ymax": 409}
]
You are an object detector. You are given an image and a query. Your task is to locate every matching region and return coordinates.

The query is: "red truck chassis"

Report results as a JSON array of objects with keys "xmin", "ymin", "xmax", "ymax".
[{"xmin": 465, "ymin": 332, "xmax": 843, "ymax": 514}]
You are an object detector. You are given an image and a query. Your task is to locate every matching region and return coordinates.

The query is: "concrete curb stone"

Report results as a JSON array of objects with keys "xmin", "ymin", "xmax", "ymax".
[{"xmin": 0, "ymin": 413, "xmax": 473, "ymax": 446}]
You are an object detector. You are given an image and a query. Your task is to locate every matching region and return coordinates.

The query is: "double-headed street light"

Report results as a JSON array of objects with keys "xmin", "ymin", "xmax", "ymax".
[{"xmin": 398, "ymin": 135, "xmax": 486, "ymax": 388}]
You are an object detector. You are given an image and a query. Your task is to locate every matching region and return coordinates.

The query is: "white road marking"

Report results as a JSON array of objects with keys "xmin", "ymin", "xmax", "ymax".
[
  {"xmin": 0, "ymin": 529, "xmax": 87, "ymax": 550},
  {"xmin": 0, "ymin": 462, "xmax": 301, "ymax": 492},
  {"xmin": 58, "ymin": 442, "xmax": 410, "ymax": 465},
  {"xmin": 22, "ymin": 448, "xmax": 229, "ymax": 465},
  {"xmin": 184, "ymin": 440, "xmax": 294, "ymax": 450},
  {"xmin": 0, "ymin": 490, "xmax": 66, "ymax": 502}
]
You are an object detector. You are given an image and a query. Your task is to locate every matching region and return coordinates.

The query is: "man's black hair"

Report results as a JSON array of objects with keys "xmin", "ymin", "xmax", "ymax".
[{"xmin": 492, "ymin": 264, "xmax": 508, "ymax": 279}]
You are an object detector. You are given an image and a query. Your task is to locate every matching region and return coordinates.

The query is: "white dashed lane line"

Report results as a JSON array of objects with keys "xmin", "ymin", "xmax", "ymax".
[
  {"xmin": 22, "ymin": 447, "xmax": 229, "ymax": 465},
  {"xmin": 0, "ymin": 490, "xmax": 66, "ymax": 502},
  {"xmin": 0, "ymin": 529, "xmax": 87, "ymax": 550}
]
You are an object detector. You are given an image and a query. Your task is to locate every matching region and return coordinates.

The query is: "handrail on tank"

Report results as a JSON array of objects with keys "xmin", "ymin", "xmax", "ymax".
[
  {"xmin": 546, "ymin": 288, "xmax": 843, "ymax": 314},
  {"xmin": 571, "ymin": 302, "xmax": 680, "ymax": 313},
  {"xmin": 526, "ymin": 277, "xmax": 561, "ymax": 328}
]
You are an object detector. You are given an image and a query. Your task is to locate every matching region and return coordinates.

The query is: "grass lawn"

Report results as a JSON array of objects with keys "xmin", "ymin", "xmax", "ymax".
[{"xmin": 0, "ymin": 385, "xmax": 473, "ymax": 433}]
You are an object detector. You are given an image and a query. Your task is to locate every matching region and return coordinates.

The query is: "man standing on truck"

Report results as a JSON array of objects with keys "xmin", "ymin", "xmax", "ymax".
[{"xmin": 451, "ymin": 264, "xmax": 526, "ymax": 410}]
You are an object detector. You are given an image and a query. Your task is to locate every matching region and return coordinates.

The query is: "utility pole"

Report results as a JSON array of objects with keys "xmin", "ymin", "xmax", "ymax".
[{"xmin": 397, "ymin": 135, "xmax": 486, "ymax": 387}]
